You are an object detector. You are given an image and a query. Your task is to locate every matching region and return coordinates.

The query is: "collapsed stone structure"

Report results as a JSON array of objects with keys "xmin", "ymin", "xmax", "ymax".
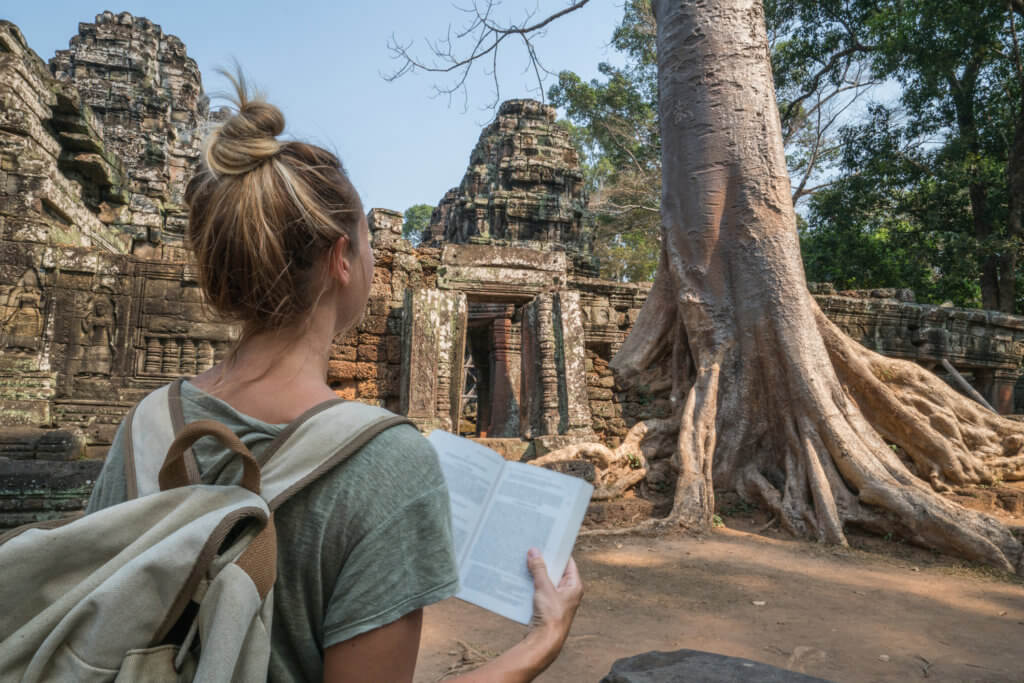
[{"xmin": 1, "ymin": 13, "xmax": 1023, "ymax": 528}]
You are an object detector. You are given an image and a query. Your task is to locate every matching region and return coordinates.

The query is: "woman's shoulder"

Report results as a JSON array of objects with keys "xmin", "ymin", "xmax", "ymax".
[
  {"xmin": 328, "ymin": 421, "xmax": 443, "ymax": 495},
  {"xmin": 273, "ymin": 421, "xmax": 450, "ymax": 564}
]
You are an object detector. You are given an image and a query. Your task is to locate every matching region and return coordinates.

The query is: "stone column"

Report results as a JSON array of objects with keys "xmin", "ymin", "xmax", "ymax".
[
  {"xmin": 488, "ymin": 316, "xmax": 521, "ymax": 437},
  {"xmin": 520, "ymin": 290, "xmax": 594, "ymax": 439},
  {"xmin": 992, "ymin": 368, "xmax": 1020, "ymax": 414},
  {"xmin": 400, "ymin": 288, "xmax": 467, "ymax": 432},
  {"xmin": 553, "ymin": 290, "xmax": 593, "ymax": 434}
]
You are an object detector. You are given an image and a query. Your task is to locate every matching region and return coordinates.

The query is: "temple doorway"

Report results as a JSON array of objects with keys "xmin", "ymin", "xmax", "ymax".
[{"xmin": 457, "ymin": 302, "xmax": 521, "ymax": 438}]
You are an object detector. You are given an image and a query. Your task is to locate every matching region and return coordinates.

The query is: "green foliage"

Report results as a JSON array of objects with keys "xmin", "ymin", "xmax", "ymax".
[
  {"xmin": 779, "ymin": 0, "xmax": 1024, "ymax": 310},
  {"xmin": 402, "ymin": 203, "xmax": 433, "ymax": 246},
  {"xmin": 548, "ymin": 0, "xmax": 660, "ymax": 282}
]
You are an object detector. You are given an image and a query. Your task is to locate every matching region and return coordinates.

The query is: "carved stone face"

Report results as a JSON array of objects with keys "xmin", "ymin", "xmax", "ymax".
[{"xmin": 93, "ymin": 299, "xmax": 110, "ymax": 317}]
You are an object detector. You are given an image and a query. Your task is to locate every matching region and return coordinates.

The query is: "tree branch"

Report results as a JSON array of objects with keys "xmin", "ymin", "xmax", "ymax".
[
  {"xmin": 384, "ymin": 0, "xmax": 592, "ymax": 108},
  {"xmin": 780, "ymin": 43, "xmax": 874, "ymax": 127}
]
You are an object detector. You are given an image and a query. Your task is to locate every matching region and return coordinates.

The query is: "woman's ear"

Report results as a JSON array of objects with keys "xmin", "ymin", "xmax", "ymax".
[{"xmin": 329, "ymin": 234, "xmax": 352, "ymax": 287}]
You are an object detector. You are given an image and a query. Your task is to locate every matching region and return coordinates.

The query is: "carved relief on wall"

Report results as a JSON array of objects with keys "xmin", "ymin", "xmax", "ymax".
[
  {"xmin": 58, "ymin": 286, "xmax": 121, "ymax": 400},
  {"xmin": 1, "ymin": 269, "xmax": 44, "ymax": 353},
  {"xmin": 141, "ymin": 336, "xmax": 224, "ymax": 377},
  {"xmin": 78, "ymin": 291, "xmax": 117, "ymax": 377}
]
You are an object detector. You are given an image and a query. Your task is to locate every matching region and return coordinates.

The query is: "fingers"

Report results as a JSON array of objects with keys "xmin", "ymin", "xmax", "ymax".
[
  {"xmin": 527, "ymin": 548, "xmax": 555, "ymax": 591},
  {"xmin": 558, "ymin": 556, "xmax": 582, "ymax": 592}
]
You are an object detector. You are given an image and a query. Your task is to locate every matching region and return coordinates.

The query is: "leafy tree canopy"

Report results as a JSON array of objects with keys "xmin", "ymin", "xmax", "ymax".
[
  {"xmin": 402, "ymin": 203, "xmax": 433, "ymax": 246},
  {"xmin": 788, "ymin": 0, "xmax": 1024, "ymax": 310}
]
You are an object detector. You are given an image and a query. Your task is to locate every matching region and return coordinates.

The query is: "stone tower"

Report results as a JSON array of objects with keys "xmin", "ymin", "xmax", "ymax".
[
  {"xmin": 428, "ymin": 99, "xmax": 594, "ymax": 273},
  {"xmin": 50, "ymin": 11, "xmax": 209, "ymax": 256}
]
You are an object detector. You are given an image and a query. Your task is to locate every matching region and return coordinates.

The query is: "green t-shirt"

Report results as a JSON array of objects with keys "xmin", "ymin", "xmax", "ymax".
[{"xmin": 86, "ymin": 381, "xmax": 459, "ymax": 682}]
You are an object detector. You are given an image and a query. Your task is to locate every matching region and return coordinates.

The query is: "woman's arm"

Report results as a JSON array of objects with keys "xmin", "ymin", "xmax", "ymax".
[
  {"xmin": 322, "ymin": 609, "xmax": 423, "ymax": 682},
  {"xmin": 447, "ymin": 551, "xmax": 583, "ymax": 682},
  {"xmin": 322, "ymin": 550, "xmax": 583, "ymax": 683}
]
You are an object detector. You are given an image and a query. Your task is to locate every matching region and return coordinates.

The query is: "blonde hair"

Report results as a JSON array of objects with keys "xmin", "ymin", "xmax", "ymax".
[{"xmin": 184, "ymin": 69, "xmax": 364, "ymax": 337}]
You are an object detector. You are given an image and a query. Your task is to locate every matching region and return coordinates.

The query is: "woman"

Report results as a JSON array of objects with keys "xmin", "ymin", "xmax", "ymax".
[{"xmin": 86, "ymin": 73, "xmax": 582, "ymax": 682}]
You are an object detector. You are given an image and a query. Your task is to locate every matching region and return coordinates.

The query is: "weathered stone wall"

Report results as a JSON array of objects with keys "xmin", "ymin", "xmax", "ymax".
[
  {"xmin": 813, "ymin": 284, "xmax": 1024, "ymax": 413},
  {"xmin": 0, "ymin": 22, "xmax": 131, "ymax": 254},
  {"xmin": 0, "ymin": 428, "xmax": 96, "ymax": 529},
  {"xmin": 327, "ymin": 209, "xmax": 436, "ymax": 412}
]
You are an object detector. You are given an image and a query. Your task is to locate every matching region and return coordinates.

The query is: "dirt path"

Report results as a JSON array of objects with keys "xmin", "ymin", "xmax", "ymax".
[{"xmin": 416, "ymin": 528, "xmax": 1024, "ymax": 682}]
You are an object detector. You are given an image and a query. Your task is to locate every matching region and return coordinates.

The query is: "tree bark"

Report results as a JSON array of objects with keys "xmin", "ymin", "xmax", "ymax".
[
  {"xmin": 1007, "ymin": 86, "xmax": 1024, "ymax": 315},
  {"xmin": 610, "ymin": 0, "xmax": 1024, "ymax": 574},
  {"xmin": 951, "ymin": 71, "xmax": 1007, "ymax": 312}
]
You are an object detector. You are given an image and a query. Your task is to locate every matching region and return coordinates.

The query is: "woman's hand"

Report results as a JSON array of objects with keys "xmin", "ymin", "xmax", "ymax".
[
  {"xmin": 449, "ymin": 550, "xmax": 584, "ymax": 682},
  {"xmin": 525, "ymin": 548, "xmax": 583, "ymax": 663}
]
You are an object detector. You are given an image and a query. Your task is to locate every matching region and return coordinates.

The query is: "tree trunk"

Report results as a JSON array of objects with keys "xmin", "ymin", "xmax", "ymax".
[
  {"xmin": 610, "ymin": 0, "xmax": 1024, "ymax": 574},
  {"xmin": 971, "ymin": 182, "xmax": 1004, "ymax": 311},
  {"xmin": 1006, "ymin": 86, "xmax": 1024, "ymax": 314}
]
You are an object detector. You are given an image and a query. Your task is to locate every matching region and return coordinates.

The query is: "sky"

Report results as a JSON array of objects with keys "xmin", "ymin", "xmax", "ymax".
[{"xmin": 5, "ymin": 1, "xmax": 625, "ymax": 214}]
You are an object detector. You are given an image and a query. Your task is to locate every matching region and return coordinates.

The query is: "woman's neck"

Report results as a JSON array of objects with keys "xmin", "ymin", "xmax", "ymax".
[{"xmin": 191, "ymin": 311, "xmax": 341, "ymax": 423}]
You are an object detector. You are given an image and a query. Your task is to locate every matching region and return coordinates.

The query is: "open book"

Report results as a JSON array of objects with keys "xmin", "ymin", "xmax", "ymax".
[{"xmin": 428, "ymin": 430, "xmax": 594, "ymax": 625}]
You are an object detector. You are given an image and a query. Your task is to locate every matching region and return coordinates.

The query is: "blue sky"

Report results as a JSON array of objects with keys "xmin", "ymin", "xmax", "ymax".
[{"xmin": 5, "ymin": 1, "xmax": 626, "ymax": 214}]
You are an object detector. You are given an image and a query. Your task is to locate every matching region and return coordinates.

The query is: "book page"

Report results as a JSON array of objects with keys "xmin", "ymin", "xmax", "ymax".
[
  {"xmin": 457, "ymin": 461, "xmax": 592, "ymax": 624},
  {"xmin": 427, "ymin": 430, "xmax": 505, "ymax": 564}
]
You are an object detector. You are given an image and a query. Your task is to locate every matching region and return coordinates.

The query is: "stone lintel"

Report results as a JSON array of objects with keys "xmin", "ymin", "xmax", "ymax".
[
  {"xmin": 441, "ymin": 244, "xmax": 567, "ymax": 271},
  {"xmin": 438, "ymin": 245, "xmax": 568, "ymax": 298}
]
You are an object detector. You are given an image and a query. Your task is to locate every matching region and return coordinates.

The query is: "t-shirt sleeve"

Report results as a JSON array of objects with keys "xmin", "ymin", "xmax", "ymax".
[
  {"xmin": 85, "ymin": 417, "xmax": 130, "ymax": 513},
  {"xmin": 321, "ymin": 428, "xmax": 459, "ymax": 647}
]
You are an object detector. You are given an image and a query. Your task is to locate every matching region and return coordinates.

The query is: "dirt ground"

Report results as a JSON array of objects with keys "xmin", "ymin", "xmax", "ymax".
[{"xmin": 416, "ymin": 518, "xmax": 1024, "ymax": 682}]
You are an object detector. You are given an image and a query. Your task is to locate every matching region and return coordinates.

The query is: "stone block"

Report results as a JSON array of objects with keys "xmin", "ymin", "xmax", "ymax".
[
  {"xmin": 0, "ymin": 428, "xmax": 87, "ymax": 460},
  {"xmin": 369, "ymin": 297, "xmax": 392, "ymax": 316},
  {"xmin": 333, "ymin": 380, "xmax": 358, "ymax": 401},
  {"xmin": 357, "ymin": 333, "xmax": 383, "ymax": 347},
  {"xmin": 355, "ymin": 363, "xmax": 378, "ymax": 380},
  {"xmin": 333, "ymin": 345, "xmax": 356, "ymax": 362},
  {"xmin": 601, "ymin": 649, "xmax": 830, "ymax": 683},
  {"xmin": 386, "ymin": 336, "xmax": 402, "ymax": 362},
  {"xmin": 357, "ymin": 379, "xmax": 381, "ymax": 399},
  {"xmin": 357, "ymin": 344, "xmax": 380, "ymax": 362},
  {"xmin": 327, "ymin": 360, "xmax": 358, "ymax": 382},
  {"xmin": 0, "ymin": 400, "xmax": 50, "ymax": 426},
  {"xmin": 360, "ymin": 315, "xmax": 388, "ymax": 335}
]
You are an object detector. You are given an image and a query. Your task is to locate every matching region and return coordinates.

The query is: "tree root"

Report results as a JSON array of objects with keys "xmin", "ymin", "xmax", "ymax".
[
  {"xmin": 530, "ymin": 419, "xmax": 676, "ymax": 500},
  {"xmin": 818, "ymin": 308, "xmax": 1024, "ymax": 488}
]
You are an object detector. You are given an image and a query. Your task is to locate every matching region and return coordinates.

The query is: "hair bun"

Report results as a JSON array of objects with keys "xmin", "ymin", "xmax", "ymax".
[{"xmin": 204, "ymin": 69, "xmax": 285, "ymax": 176}]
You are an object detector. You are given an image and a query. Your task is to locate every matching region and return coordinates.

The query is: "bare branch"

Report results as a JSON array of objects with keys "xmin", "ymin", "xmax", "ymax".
[
  {"xmin": 780, "ymin": 43, "xmax": 875, "ymax": 128},
  {"xmin": 385, "ymin": 0, "xmax": 592, "ymax": 108}
]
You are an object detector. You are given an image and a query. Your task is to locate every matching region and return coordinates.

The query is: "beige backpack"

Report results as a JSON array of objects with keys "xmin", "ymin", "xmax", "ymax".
[{"xmin": 0, "ymin": 382, "xmax": 410, "ymax": 681}]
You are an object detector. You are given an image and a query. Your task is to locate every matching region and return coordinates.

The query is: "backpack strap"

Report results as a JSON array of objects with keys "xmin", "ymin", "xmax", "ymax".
[
  {"xmin": 126, "ymin": 379, "xmax": 201, "ymax": 499},
  {"xmin": 130, "ymin": 383, "xmax": 413, "ymax": 509},
  {"xmin": 256, "ymin": 401, "xmax": 412, "ymax": 510}
]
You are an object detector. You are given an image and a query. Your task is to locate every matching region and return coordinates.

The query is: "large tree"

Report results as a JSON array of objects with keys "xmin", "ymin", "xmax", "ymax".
[{"xmin": 392, "ymin": 0, "xmax": 1024, "ymax": 573}]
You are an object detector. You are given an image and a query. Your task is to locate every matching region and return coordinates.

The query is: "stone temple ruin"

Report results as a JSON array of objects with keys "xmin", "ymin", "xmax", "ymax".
[{"xmin": 2, "ymin": 13, "xmax": 1024, "ymax": 528}]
